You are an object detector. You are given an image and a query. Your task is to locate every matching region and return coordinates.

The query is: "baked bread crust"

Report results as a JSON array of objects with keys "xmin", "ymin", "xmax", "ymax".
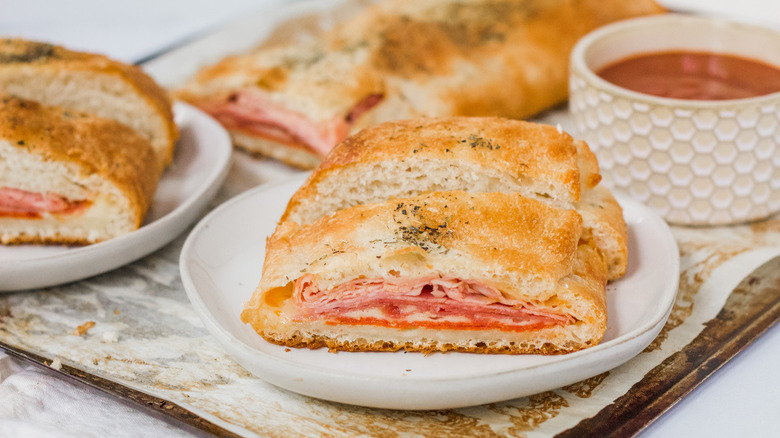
[
  {"xmin": 0, "ymin": 96, "xmax": 162, "ymax": 244},
  {"xmin": 177, "ymin": 0, "xmax": 664, "ymax": 167},
  {"xmin": 240, "ymin": 115, "xmax": 630, "ymax": 354},
  {"xmin": 281, "ymin": 117, "xmax": 627, "ymax": 280},
  {"xmin": 339, "ymin": 0, "xmax": 664, "ymax": 119},
  {"xmin": 265, "ymin": 191, "xmax": 584, "ymax": 294},
  {"xmin": 242, "ymin": 191, "xmax": 608, "ymax": 354},
  {"xmin": 0, "ymin": 38, "xmax": 178, "ymax": 166},
  {"xmin": 283, "ymin": 117, "xmax": 594, "ymax": 220},
  {"xmin": 580, "ymin": 186, "xmax": 628, "ymax": 279}
]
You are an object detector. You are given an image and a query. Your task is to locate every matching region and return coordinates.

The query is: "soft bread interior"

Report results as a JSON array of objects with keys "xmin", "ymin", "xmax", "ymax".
[
  {"xmin": 0, "ymin": 140, "xmax": 139, "ymax": 244},
  {"xmin": 0, "ymin": 68, "xmax": 173, "ymax": 166},
  {"xmin": 579, "ymin": 186, "xmax": 628, "ymax": 279},
  {"xmin": 285, "ymin": 158, "xmax": 574, "ymax": 224}
]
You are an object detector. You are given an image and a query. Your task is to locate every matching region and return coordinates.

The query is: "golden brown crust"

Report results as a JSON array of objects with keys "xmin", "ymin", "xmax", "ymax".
[
  {"xmin": 394, "ymin": 0, "xmax": 666, "ymax": 119},
  {"xmin": 325, "ymin": 117, "xmax": 581, "ymax": 190},
  {"xmin": 338, "ymin": 0, "xmax": 576, "ymax": 118},
  {"xmin": 0, "ymin": 96, "xmax": 162, "ymax": 228},
  {"xmin": 259, "ymin": 331, "xmax": 597, "ymax": 355},
  {"xmin": 263, "ymin": 191, "xmax": 583, "ymax": 297},
  {"xmin": 277, "ymin": 116, "xmax": 627, "ymax": 281},
  {"xmin": 575, "ymin": 140, "xmax": 601, "ymax": 190},
  {"xmin": 0, "ymin": 234, "xmax": 98, "ymax": 246},
  {"xmin": 282, "ymin": 117, "xmax": 588, "ymax": 221},
  {"xmin": 578, "ymin": 186, "xmax": 628, "ymax": 280},
  {"xmin": 178, "ymin": 0, "xmax": 664, "ymax": 166},
  {"xmin": 0, "ymin": 38, "xmax": 179, "ymax": 166}
]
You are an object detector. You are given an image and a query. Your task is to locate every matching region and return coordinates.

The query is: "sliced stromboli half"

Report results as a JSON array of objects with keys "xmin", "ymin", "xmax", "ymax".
[
  {"xmin": 0, "ymin": 38, "xmax": 178, "ymax": 167},
  {"xmin": 175, "ymin": 42, "xmax": 385, "ymax": 169},
  {"xmin": 241, "ymin": 191, "xmax": 608, "ymax": 355},
  {"xmin": 176, "ymin": 0, "xmax": 665, "ymax": 168},
  {"xmin": 282, "ymin": 117, "xmax": 628, "ymax": 280},
  {"xmin": 0, "ymin": 97, "xmax": 162, "ymax": 245}
]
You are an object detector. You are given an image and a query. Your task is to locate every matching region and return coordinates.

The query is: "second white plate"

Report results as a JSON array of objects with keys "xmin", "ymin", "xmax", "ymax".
[
  {"xmin": 180, "ymin": 174, "xmax": 679, "ymax": 410},
  {"xmin": 0, "ymin": 102, "xmax": 232, "ymax": 292}
]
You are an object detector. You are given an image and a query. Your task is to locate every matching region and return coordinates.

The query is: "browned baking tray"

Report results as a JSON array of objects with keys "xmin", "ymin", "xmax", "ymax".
[{"xmin": 557, "ymin": 255, "xmax": 780, "ymax": 437}]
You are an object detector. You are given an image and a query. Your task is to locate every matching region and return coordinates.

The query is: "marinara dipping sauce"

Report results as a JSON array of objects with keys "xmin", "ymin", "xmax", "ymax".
[{"xmin": 597, "ymin": 51, "xmax": 780, "ymax": 100}]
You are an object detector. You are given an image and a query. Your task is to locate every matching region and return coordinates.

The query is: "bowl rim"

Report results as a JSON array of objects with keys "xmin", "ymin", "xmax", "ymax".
[{"xmin": 570, "ymin": 13, "xmax": 780, "ymax": 108}]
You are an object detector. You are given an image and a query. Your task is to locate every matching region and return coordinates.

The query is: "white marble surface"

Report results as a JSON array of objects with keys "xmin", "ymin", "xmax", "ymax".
[{"xmin": 1, "ymin": 0, "xmax": 779, "ymax": 436}]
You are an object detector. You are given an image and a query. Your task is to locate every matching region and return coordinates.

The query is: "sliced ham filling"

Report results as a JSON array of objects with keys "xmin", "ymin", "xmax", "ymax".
[
  {"xmin": 292, "ymin": 275, "xmax": 574, "ymax": 332},
  {"xmin": 0, "ymin": 187, "xmax": 90, "ymax": 219},
  {"xmin": 201, "ymin": 90, "xmax": 383, "ymax": 157}
]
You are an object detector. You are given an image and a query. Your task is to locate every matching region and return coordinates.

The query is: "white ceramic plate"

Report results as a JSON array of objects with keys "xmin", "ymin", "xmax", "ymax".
[
  {"xmin": 180, "ymin": 174, "xmax": 679, "ymax": 410},
  {"xmin": 0, "ymin": 102, "xmax": 232, "ymax": 292}
]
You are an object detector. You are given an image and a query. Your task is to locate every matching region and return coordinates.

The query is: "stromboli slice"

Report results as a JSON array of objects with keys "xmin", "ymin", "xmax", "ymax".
[
  {"xmin": 177, "ymin": 0, "xmax": 664, "ymax": 168},
  {"xmin": 241, "ymin": 191, "xmax": 608, "ymax": 354},
  {"xmin": 282, "ymin": 117, "xmax": 628, "ymax": 280},
  {"xmin": 176, "ymin": 41, "xmax": 385, "ymax": 169},
  {"xmin": 0, "ymin": 96, "xmax": 162, "ymax": 245},
  {"xmin": 0, "ymin": 38, "xmax": 178, "ymax": 167}
]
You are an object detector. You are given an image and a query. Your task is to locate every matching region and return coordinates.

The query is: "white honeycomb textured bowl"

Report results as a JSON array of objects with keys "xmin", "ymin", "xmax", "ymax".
[{"xmin": 570, "ymin": 15, "xmax": 780, "ymax": 225}]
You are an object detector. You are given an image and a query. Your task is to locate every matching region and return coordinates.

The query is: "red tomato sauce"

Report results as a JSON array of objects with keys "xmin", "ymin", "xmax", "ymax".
[{"xmin": 597, "ymin": 51, "xmax": 780, "ymax": 100}]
